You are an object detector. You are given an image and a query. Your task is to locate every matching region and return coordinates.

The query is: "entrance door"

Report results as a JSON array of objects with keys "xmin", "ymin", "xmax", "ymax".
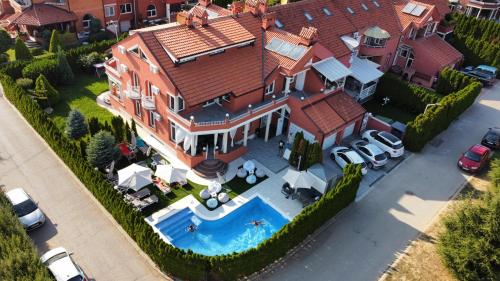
[{"xmin": 405, "ymin": 52, "xmax": 414, "ymax": 69}]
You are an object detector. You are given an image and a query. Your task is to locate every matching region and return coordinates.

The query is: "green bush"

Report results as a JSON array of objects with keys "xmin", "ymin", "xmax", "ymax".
[
  {"xmin": 34, "ymin": 74, "xmax": 60, "ymax": 105},
  {"xmin": 14, "ymin": 38, "xmax": 33, "ymax": 61},
  {"xmin": 288, "ymin": 132, "xmax": 321, "ymax": 170},
  {"xmin": 65, "ymin": 35, "xmax": 126, "ymax": 71},
  {"xmin": 15, "ymin": 78, "xmax": 33, "ymax": 89},
  {"xmin": 89, "ymin": 31, "xmax": 109, "ymax": 43},
  {"xmin": 375, "ymin": 73, "xmax": 442, "ymax": 113},
  {"xmin": 66, "ymin": 110, "xmax": 88, "ymax": 139},
  {"xmin": 78, "ymin": 52, "xmax": 104, "ymax": 73},
  {"xmin": 29, "ymin": 47, "xmax": 45, "ymax": 57},
  {"xmin": 0, "ymin": 29, "xmax": 12, "ymax": 53},
  {"xmin": 56, "ymin": 50, "xmax": 74, "ymax": 84},
  {"xmin": 436, "ymin": 67, "xmax": 476, "ymax": 96},
  {"xmin": 86, "ymin": 130, "xmax": 118, "ymax": 168},
  {"xmin": 0, "ymin": 193, "xmax": 52, "ymax": 281},
  {"xmin": 48, "ymin": 30, "xmax": 60, "ymax": 53},
  {"xmin": 0, "ymin": 53, "xmax": 8, "ymax": 63},
  {"xmin": 22, "ymin": 59, "xmax": 60, "ymax": 85},
  {"xmin": 0, "ymin": 60, "xmax": 30, "ymax": 79}
]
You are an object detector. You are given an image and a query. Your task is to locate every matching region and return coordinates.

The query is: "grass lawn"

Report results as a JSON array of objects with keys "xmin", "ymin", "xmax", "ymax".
[
  {"xmin": 51, "ymin": 74, "xmax": 113, "ymax": 132},
  {"xmin": 363, "ymin": 99, "xmax": 418, "ymax": 124}
]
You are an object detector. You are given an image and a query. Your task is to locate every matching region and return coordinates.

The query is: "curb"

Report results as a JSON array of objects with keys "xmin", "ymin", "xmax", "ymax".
[{"xmin": 0, "ymin": 84, "xmax": 170, "ymax": 281}]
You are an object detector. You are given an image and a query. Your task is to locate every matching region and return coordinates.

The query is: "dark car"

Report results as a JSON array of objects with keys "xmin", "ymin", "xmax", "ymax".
[{"xmin": 481, "ymin": 128, "xmax": 500, "ymax": 149}]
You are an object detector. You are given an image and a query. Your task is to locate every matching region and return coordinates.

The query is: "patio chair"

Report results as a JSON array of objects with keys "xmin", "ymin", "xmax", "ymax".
[
  {"xmin": 124, "ymin": 188, "xmax": 151, "ymax": 202},
  {"xmin": 132, "ymin": 195, "xmax": 158, "ymax": 211}
]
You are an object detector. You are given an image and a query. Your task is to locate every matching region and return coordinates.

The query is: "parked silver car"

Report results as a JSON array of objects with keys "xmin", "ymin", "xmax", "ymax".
[
  {"xmin": 5, "ymin": 188, "xmax": 45, "ymax": 230},
  {"xmin": 362, "ymin": 130, "xmax": 404, "ymax": 158},
  {"xmin": 330, "ymin": 146, "xmax": 368, "ymax": 175},
  {"xmin": 351, "ymin": 139, "xmax": 388, "ymax": 168}
]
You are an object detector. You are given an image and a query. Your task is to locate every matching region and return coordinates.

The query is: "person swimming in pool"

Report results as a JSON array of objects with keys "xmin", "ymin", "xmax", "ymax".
[
  {"xmin": 250, "ymin": 220, "xmax": 263, "ymax": 227},
  {"xmin": 186, "ymin": 224, "xmax": 196, "ymax": 232}
]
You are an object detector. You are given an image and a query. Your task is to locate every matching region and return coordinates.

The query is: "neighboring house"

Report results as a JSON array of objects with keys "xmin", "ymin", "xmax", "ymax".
[
  {"xmin": 104, "ymin": 0, "xmax": 367, "ymax": 173},
  {"xmin": 393, "ymin": 0, "xmax": 463, "ymax": 87},
  {"xmin": 450, "ymin": 0, "xmax": 499, "ymax": 21}
]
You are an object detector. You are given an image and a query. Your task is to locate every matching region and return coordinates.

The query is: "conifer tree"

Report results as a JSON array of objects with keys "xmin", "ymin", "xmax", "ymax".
[{"xmin": 14, "ymin": 37, "xmax": 32, "ymax": 60}]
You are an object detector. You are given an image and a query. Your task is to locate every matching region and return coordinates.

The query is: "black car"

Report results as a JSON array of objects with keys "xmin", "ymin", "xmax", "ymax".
[{"xmin": 481, "ymin": 128, "xmax": 500, "ymax": 149}]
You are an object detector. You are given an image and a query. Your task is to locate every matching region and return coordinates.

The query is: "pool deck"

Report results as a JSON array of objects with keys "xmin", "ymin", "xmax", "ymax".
[{"xmin": 145, "ymin": 159, "xmax": 303, "ymax": 231}]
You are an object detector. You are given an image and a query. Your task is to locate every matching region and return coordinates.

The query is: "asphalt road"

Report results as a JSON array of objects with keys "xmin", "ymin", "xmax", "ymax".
[
  {"xmin": 263, "ymin": 82, "xmax": 500, "ymax": 281},
  {"xmin": 0, "ymin": 90, "xmax": 167, "ymax": 280}
]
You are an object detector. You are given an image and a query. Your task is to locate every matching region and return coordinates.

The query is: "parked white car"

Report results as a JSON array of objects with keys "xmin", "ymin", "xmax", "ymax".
[
  {"xmin": 330, "ymin": 146, "xmax": 368, "ymax": 175},
  {"xmin": 351, "ymin": 139, "xmax": 388, "ymax": 168},
  {"xmin": 362, "ymin": 130, "xmax": 404, "ymax": 158},
  {"xmin": 5, "ymin": 188, "xmax": 45, "ymax": 230},
  {"xmin": 40, "ymin": 247, "xmax": 87, "ymax": 281}
]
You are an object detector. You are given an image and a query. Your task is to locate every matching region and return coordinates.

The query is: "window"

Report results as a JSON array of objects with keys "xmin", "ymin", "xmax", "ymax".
[
  {"xmin": 170, "ymin": 122, "xmax": 176, "ymax": 142},
  {"xmin": 149, "ymin": 111, "xmax": 156, "ymax": 128},
  {"xmin": 408, "ymin": 28, "xmax": 416, "ymax": 39},
  {"xmin": 203, "ymin": 98, "xmax": 217, "ymax": 107},
  {"xmin": 222, "ymin": 93, "xmax": 231, "ymax": 102},
  {"xmin": 399, "ymin": 48, "xmax": 409, "ymax": 58},
  {"xmin": 322, "ymin": 7, "xmax": 332, "ymax": 16},
  {"xmin": 304, "ymin": 12, "xmax": 313, "ymax": 21},
  {"xmin": 120, "ymin": 3, "xmax": 132, "ymax": 14},
  {"xmin": 132, "ymin": 72, "xmax": 140, "ymax": 86},
  {"xmin": 424, "ymin": 23, "xmax": 434, "ymax": 37},
  {"xmin": 275, "ymin": 18, "xmax": 284, "ymax": 29},
  {"xmin": 347, "ymin": 7, "xmax": 354, "ymax": 14},
  {"xmin": 372, "ymin": 0, "xmax": 380, "ymax": 8},
  {"xmin": 104, "ymin": 5, "xmax": 115, "ymax": 17},
  {"xmin": 147, "ymin": 5, "xmax": 157, "ymax": 17},
  {"xmin": 361, "ymin": 3, "xmax": 368, "ymax": 11},
  {"xmin": 134, "ymin": 100, "xmax": 141, "ymax": 116},
  {"xmin": 364, "ymin": 36, "xmax": 386, "ymax": 47},
  {"xmin": 265, "ymin": 80, "xmax": 275, "ymax": 95},
  {"xmin": 128, "ymin": 46, "xmax": 139, "ymax": 55},
  {"xmin": 82, "ymin": 14, "xmax": 92, "ymax": 29},
  {"xmin": 169, "ymin": 95, "xmax": 175, "ymax": 110},
  {"xmin": 140, "ymin": 49, "xmax": 148, "ymax": 62},
  {"xmin": 178, "ymin": 96, "xmax": 185, "ymax": 111}
]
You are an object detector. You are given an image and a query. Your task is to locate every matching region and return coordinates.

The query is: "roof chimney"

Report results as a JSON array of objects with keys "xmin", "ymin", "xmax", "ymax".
[
  {"xmin": 230, "ymin": 1, "xmax": 245, "ymax": 16},
  {"xmin": 177, "ymin": 11, "xmax": 194, "ymax": 28},
  {"xmin": 299, "ymin": 27, "xmax": 319, "ymax": 46},
  {"xmin": 262, "ymin": 12, "xmax": 276, "ymax": 30},
  {"xmin": 198, "ymin": 0, "xmax": 212, "ymax": 7},
  {"xmin": 257, "ymin": 0, "xmax": 268, "ymax": 14},
  {"xmin": 190, "ymin": 6, "xmax": 209, "ymax": 26},
  {"xmin": 244, "ymin": 0, "xmax": 259, "ymax": 16}
]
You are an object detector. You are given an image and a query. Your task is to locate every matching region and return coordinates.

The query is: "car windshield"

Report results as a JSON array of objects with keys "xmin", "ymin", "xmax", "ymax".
[
  {"xmin": 44, "ymin": 252, "xmax": 68, "ymax": 266},
  {"xmin": 12, "ymin": 199, "xmax": 38, "ymax": 217},
  {"xmin": 464, "ymin": 151, "xmax": 481, "ymax": 162},
  {"xmin": 374, "ymin": 154, "xmax": 386, "ymax": 161},
  {"xmin": 68, "ymin": 276, "xmax": 83, "ymax": 281},
  {"xmin": 392, "ymin": 142, "xmax": 404, "ymax": 149},
  {"xmin": 379, "ymin": 131, "xmax": 400, "ymax": 143}
]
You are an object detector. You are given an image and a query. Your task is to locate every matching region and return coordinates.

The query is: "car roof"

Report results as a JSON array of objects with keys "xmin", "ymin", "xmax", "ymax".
[
  {"xmin": 477, "ymin": 65, "xmax": 497, "ymax": 72},
  {"xmin": 379, "ymin": 131, "xmax": 401, "ymax": 144},
  {"xmin": 344, "ymin": 151, "xmax": 364, "ymax": 163},
  {"xmin": 5, "ymin": 188, "xmax": 29, "ymax": 205},
  {"xmin": 470, "ymin": 144, "xmax": 489, "ymax": 154},
  {"xmin": 487, "ymin": 128, "xmax": 500, "ymax": 135},
  {"xmin": 41, "ymin": 248, "xmax": 80, "ymax": 281},
  {"xmin": 364, "ymin": 143, "xmax": 384, "ymax": 154}
]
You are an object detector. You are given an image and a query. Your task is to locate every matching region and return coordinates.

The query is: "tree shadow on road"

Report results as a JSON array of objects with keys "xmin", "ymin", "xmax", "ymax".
[{"xmin": 29, "ymin": 216, "xmax": 58, "ymax": 254}]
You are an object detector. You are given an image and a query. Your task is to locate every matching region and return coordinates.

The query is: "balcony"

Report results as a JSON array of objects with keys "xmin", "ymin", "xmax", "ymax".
[
  {"xmin": 141, "ymin": 95, "xmax": 156, "ymax": 110},
  {"xmin": 126, "ymin": 84, "xmax": 141, "ymax": 99},
  {"xmin": 104, "ymin": 59, "xmax": 121, "ymax": 78},
  {"xmin": 468, "ymin": 0, "xmax": 500, "ymax": 8},
  {"xmin": 10, "ymin": 0, "xmax": 30, "ymax": 11}
]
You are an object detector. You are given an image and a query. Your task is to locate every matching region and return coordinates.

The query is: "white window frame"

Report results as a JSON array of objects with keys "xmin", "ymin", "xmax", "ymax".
[
  {"xmin": 399, "ymin": 47, "xmax": 410, "ymax": 58},
  {"xmin": 82, "ymin": 18, "xmax": 92, "ymax": 29},
  {"xmin": 169, "ymin": 122, "xmax": 176, "ymax": 142},
  {"xmin": 265, "ymin": 80, "xmax": 275, "ymax": 95},
  {"xmin": 178, "ymin": 96, "xmax": 185, "ymax": 111},
  {"xmin": 203, "ymin": 98, "xmax": 217, "ymax": 107},
  {"xmin": 147, "ymin": 5, "xmax": 157, "ymax": 18},
  {"xmin": 104, "ymin": 5, "xmax": 115, "ymax": 17},
  {"xmin": 149, "ymin": 110, "xmax": 156, "ymax": 128},
  {"xmin": 120, "ymin": 3, "xmax": 133, "ymax": 14},
  {"xmin": 168, "ymin": 95, "xmax": 176, "ymax": 111},
  {"xmin": 135, "ymin": 100, "xmax": 141, "ymax": 117}
]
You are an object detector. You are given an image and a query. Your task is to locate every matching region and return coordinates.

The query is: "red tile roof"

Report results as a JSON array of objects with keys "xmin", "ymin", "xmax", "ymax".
[
  {"xmin": 303, "ymin": 100, "xmax": 345, "ymax": 133},
  {"xmin": 264, "ymin": 27, "xmax": 313, "ymax": 74},
  {"xmin": 325, "ymin": 92, "xmax": 366, "ymax": 122},
  {"xmin": 270, "ymin": 0, "xmax": 357, "ymax": 59},
  {"xmin": 393, "ymin": 0, "xmax": 435, "ymax": 30},
  {"xmin": 335, "ymin": 0, "xmax": 402, "ymax": 37},
  {"xmin": 153, "ymin": 15, "xmax": 256, "ymax": 60},
  {"xmin": 416, "ymin": 0, "xmax": 450, "ymax": 16},
  {"xmin": 140, "ymin": 13, "xmax": 264, "ymax": 106},
  {"xmin": 11, "ymin": 4, "xmax": 77, "ymax": 26},
  {"xmin": 403, "ymin": 34, "xmax": 462, "ymax": 68}
]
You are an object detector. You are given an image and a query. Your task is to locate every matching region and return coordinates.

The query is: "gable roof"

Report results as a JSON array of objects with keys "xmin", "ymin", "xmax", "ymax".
[
  {"xmin": 270, "ymin": 0, "xmax": 357, "ymax": 59},
  {"xmin": 139, "ymin": 13, "xmax": 264, "ymax": 106},
  {"xmin": 393, "ymin": 0, "xmax": 436, "ymax": 30},
  {"xmin": 325, "ymin": 92, "xmax": 366, "ymax": 121},
  {"xmin": 12, "ymin": 4, "xmax": 77, "ymax": 26},
  {"xmin": 403, "ymin": 34, "xmax": 462, "ymax": 68},
  {"xmin": 153, "ymin": 16, "xmax": 256, "ymax": 61}
]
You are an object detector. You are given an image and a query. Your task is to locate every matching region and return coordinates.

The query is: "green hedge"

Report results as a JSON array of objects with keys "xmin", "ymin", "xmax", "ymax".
[
  {"xmin": 22, "ymin": 59, "xmax": 60, "ymax": 85},
  {"xmin": 0, "ymin": 193, "xmax": 52, "ymax": 281},
  {"xmin": 375, "ymin": 73, "xmax": 442, "ymax": 113},
  {"xmin": 1, "ymin": 72, "xmax": 362, "ymax": 280},
  {"xmin": 403, "ymin": 80, "xmax": 482, "ymax": 152}
]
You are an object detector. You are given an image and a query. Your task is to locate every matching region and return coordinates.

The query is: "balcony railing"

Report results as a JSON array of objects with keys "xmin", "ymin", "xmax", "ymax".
[
  {"xmin": 126, "ymin": 84, "xmax": 141, "ymax": 99},
  {"xmin": 10, "ymin": 0, "xmax": 30, "ymax": 11},
  {"xmin": 104, "ymin": 61, "xmax": 121, "ymax": 78},
  {"xmin": 141, "ymin": 95, "xmax": 156, "ymax": 110},
  {"xmin": 359, "ymin": 83, "xmax": 377, "ymax": 99}
]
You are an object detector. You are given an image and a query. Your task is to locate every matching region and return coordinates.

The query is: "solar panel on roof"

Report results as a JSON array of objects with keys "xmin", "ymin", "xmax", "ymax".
[
  {"xmin": 410, "ymin": 5, "xmax": 426, "ymax": 16},
  {"xmin": 288, "ymin": 46, "xmax": 307, "ymax": 60},
  {"xmin": 266, "ymin": 38, "xmax": 282, "ymax": 52},
  {"xmin": 265, "ymin": 38, "xmax": 307, "ymax": 61},
  {"xmin": 401, "ymin": 3, "xmax": 417, "ymax": 14},
  {"xmin": 322, "ymin": 7, "xmax": 332, "ymax": 16}
]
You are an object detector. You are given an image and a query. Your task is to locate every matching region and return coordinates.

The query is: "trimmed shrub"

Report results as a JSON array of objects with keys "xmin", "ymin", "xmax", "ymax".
[
  {"xmin": 78, "ymin": 51, "xmax": 103, "ymax": 73},
  {"xmin": 56, "ymin": 50, "xmax": 74, "ymax": 84},
  {"xmin": 0, "ymin": 193, "xmax": 52, "ymax": 281},
  {"xmin": 16, "ymin": 78, "xmax": 33, "ymax": 89},
  {"xmin": 111, "ymin": 116, "xmax": 125, "ymax": 143},
  {"xmin": 289, "ymin": 132, "xmax": 303, "ymax": 168},
  {"xmin": 88, "ymin": 117, "xmax": 101, "ymax": 137},
  {"xmin": 0, "ymin": 29, "xmax": 12, "ymax": 53},
  {"xmin": 65, "ymin": 35, "xmax": 127, "ymax": 71},
  {"xmin": 0, "ymin": 60, "xmax": 30, "ymax": 79},
  {"xmin": 66, "ymin": 110, "xmax": 88, "ymax": 139},
  {"xmin": 0, "ymin": 53, "xmax": 8, "ymax": 63},
  {"xmin": 48, "ymin": 30, "xmax": 60, "ymax": 53},
  {"xmin": 29, "ymin": 47, "xmax": 44, "ymax": 57},
  {"xmin": 22, "ymin": 58, "xmax": 60, "ymax": 85},
  {"xmin": 34, "ymin": 74, "xmax": 60, "ymax": 105},
  {"xmin": 86, "ymin": 130, "xmax": 118, "ymax": 169},
  {"xmin": 14, "ymin": 38, "xmax": 33, "ymax": 61}
]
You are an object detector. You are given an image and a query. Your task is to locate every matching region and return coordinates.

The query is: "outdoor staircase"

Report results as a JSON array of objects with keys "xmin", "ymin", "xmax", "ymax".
[
  {"xmin": 155, "ymin": 208, "xmax": 199, "ymax": 242},
  {"xmin": 24, "ymin": 40, "xmax": 42, "ymax": 49},
  {"xmin": 193, "ymin": 159, "xmax": 228, "ymax": 179}
]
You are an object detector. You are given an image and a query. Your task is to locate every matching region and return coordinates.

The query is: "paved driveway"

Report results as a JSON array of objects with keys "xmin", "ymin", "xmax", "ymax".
[
  {"xmin": 264, "ymin": 82, "xmax": 500, "ymax": 281},
  {"xmin": 0, "ymin": 93, "xmax": 166, "ymax": 280}
]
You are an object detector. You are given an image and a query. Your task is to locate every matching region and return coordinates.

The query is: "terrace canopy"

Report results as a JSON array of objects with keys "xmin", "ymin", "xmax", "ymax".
[
  {"xmin": 349, "ymin": 57, "xmax": 384, "ymax": 84},
  {"xmin": 312, "ymin": 58, "xmax": 352, "ymax": 82},
  {"xmin": 118, "ymin": 164, "xmax": 152, "ymax": 191},
  {"xmin": 282, "ymin": 169, "xmax": 314, "ymax": 189}
]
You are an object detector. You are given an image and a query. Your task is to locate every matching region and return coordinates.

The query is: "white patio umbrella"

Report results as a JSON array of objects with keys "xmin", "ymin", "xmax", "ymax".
[
  {"xmin": 118, "ymin": 163, "xmax": 152, "ymax": 191},
  {"xmin": 155, "ymin": 164, "xmax": 187, "ymax": 184},
  {"xmin": 282, "ymin": 169, "xmax": 313, "ymax": 189}
]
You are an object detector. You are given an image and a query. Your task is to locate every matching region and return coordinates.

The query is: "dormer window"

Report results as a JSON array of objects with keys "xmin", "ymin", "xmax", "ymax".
[
  {"xmin": 275, "ymin": 18, "xmax": 284, "ymax": 29},
  {"xmin": 322, "ymin": 7, "xmax": 332, "ymax": 16},
  {"xmin": 304, "ymin": 12, "xmax": 313, "ymax": 21},
  {"xmin": 372, "ymin": 0, "xmax": 380, "ymax": 8},
  {"xmin": 347, "ymin": 7, "xmax": 354, "ymax": 14},
  {"xmin": 361, "ymin": 3, "xmax": 368, "ymax": 11},
  {"xmin": 364, "ymin": 36, "xmax": 387, "ymax": 48}
]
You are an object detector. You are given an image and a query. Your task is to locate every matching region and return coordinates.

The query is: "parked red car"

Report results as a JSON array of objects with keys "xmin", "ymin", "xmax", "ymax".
[{"xmin": 457, "ymin": 144, "xmax": 491, "ymax": 173}]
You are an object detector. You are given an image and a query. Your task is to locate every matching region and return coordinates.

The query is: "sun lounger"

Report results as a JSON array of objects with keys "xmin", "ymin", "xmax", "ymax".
[
  {"xmin": 124, "ymin": 188, "xmax": 151, "ymax": 202},
  {"xmin": 154, "ymin": 180, "xmax": 172, "ymax": 195},
  {"xmin": 132, "ymin": 195, "xmax": 158, "ymax": 211}
]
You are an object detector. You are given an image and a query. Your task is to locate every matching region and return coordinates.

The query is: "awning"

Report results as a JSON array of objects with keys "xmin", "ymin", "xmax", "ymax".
[
  {"xmin": 312, "ymin": 57, "xmax": 352, "ymax": 82},
  {"xmin": 363, "ymin": 26, "xmax": 390, "ymax": 39},
  {"xmin": 349, "ymin": 56, "xmax": 384, "ymax": 84}
]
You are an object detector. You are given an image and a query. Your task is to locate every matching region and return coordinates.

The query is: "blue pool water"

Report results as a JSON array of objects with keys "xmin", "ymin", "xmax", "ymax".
[{"xmin": 154, "ymin": 197, "xmax": 289, "ymax": 256}]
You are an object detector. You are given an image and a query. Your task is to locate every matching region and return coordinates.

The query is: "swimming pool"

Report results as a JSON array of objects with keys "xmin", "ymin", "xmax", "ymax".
[{"xmin": 154, "ymin": 197, "xmax": 289, "ymax": 256}]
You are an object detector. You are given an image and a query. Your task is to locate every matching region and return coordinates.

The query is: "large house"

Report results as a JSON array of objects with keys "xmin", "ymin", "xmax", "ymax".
[{"xmin": 103, "ymin": 0, "xmax": 460, "ymax": 174}]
